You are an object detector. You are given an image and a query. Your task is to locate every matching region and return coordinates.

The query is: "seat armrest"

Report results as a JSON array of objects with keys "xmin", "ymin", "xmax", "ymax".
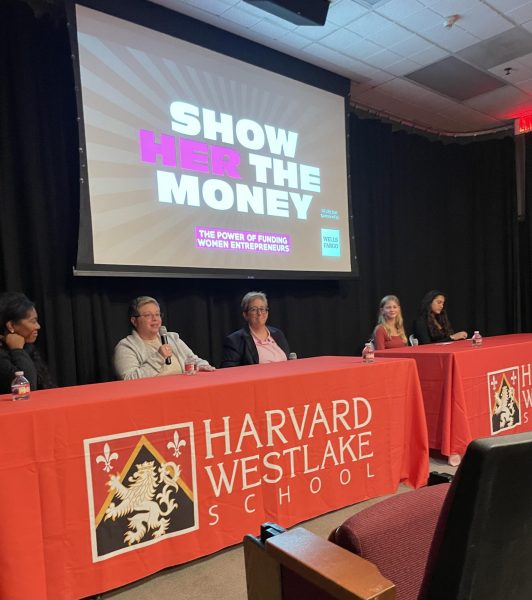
[{"xmin": 245, "ymin": 527, "xmax": 395, "ymax": 600}]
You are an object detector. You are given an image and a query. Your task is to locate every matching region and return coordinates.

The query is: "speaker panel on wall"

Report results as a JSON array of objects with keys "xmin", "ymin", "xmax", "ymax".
[{"xmin": 243, "ymin": 0, "xmax": 330, "ymax": 26}]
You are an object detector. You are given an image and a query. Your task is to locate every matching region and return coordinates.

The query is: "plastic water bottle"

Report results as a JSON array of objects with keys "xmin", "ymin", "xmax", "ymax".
[
  {"xmin": 288, "ymin": 352, "xmax": 297, "ymax": 360},
  {"xmin": 362, "ymin": 342, "xmax": 375, "ymax": 363},
  {"xmin": 471, "ymin": 331, "xmax": 483, "ymax": 347},
  {"xmin": 184, "ymin": 356, "xmax": 196, "ymax": 375},
  {"xmin": 11, "ymin": 371, "xmax": 30, "ymax": 401}
]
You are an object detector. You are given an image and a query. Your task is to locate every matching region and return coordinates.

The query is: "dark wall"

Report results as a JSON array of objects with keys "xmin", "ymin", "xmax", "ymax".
[{"xmin": 0, "ymin": 0, "xmax": 528, "ymax": 388}]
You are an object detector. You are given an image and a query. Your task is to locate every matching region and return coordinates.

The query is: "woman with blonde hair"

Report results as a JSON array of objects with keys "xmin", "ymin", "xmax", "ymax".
[{"xmin": 372, "ymin": 295, "xmax": 408, "ymax": 350}]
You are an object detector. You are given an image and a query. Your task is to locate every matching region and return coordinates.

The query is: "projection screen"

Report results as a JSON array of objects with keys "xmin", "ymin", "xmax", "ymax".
[{"xmin": 72, "ymin": 2, "xmax": 356, "ymax": 278}]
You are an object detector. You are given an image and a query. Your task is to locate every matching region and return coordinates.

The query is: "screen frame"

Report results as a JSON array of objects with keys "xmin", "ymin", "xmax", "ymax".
[{"xmin": 67, "ymin": 0, "xmax": 358, "ymax": 280}]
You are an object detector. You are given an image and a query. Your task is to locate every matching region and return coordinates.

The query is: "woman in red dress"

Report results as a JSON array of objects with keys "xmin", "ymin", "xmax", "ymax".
[{"xmin": 372, "ymin": 295, "xmax": 408, "ymax": 350}]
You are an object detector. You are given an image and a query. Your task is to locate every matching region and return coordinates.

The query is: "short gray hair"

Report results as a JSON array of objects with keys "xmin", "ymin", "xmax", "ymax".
[
  {"xmin": 241, "ymin": 291, "xmax": 267, "ymax": 313},
  {"xmin": 128, "ymin": 296, "xmax": 159, "ymax": 319}
]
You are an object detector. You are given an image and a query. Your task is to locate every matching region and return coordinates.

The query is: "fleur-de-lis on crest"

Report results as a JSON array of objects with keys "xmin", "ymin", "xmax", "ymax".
[
  {"xmin": 96, "ymin": 442, "xmax": 119, "ymax": 473},
  {"xmin": 167, "ymin": 431, "xmax": 186, "ymax": 458}
]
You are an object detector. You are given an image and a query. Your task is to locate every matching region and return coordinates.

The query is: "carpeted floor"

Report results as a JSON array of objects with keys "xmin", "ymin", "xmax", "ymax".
[{"xmin": 100, "ymin": 453, "xmax": 456, "ymax": 600}]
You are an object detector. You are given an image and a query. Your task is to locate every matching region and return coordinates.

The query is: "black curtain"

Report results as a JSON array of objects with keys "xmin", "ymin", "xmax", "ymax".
[{"xmin": 0, "ymin": 0, "xmax": 527, "ymax": 389}]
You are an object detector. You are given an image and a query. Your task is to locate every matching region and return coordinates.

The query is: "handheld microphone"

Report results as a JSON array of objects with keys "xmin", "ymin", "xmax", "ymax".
[{"xmin": 160, "ymin": 326, "xmax": 171, "ymax": 365}]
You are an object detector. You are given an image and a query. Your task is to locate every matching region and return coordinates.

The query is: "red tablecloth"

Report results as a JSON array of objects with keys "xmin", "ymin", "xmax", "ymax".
[
  {"xmin": 376, "ymin": 334, "xmax": 532, "ymax": 456},
  {"xmin": 0, "ymin": 356, "xmax": 428, "ymax": 600}
]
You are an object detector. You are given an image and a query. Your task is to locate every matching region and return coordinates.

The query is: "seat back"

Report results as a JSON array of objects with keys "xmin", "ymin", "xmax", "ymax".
[
  {"xmin": 420, "ymin": 431, "xmax": 532, "ymax": 600},
  {"xmin": 331, "ymin": 484, "xmax": 449, "ymax": 600}
]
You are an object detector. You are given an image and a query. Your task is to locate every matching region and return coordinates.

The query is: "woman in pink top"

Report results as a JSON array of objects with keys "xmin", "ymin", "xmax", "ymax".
[{"xmin": 372, "ymin": 295, "xmax": 408, "ymax": 350}]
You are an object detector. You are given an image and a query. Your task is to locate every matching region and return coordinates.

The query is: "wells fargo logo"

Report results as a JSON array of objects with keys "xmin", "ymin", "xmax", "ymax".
[
  {"xmin": 84, "ymin": 423, "xmax": 198, "ymax": 561},
  {"xmin": 488, "ymin": 368, "xmax": 521, "ymax": 435}
]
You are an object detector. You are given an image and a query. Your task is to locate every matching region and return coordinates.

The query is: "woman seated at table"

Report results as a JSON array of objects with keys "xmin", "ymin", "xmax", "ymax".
[
  {"xmin": 372, "ymin": 294, "xmax": 408, "ymax": 350},
  {"xmin": 412, "ymin": 290, "xmax": 468, "ymax": 345},
  {"xmin": 0, "ymin": 292, "xmax": 54, "ymax": 393},
  {"xmin": 221, "ymin": 291, "xmax": 290, "ymax": 368},
  {"xmin": 114, "ymin": 296, "xmax": 215, "ymax": 380}
]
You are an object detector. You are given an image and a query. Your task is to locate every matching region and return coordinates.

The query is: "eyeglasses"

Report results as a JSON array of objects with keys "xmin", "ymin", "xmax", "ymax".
[
  {"xmin": 135, "ymin": 312, "xmax": 163, "ymax": 319},
  {"xmin": 247, "ymin": 307, "xmax": 269, "ymax": 314}
]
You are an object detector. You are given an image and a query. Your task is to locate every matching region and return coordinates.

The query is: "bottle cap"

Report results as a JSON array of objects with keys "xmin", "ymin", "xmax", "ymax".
[{"xmin": 14, "ymin": 371, "xmax": 24, "ymax": 376}]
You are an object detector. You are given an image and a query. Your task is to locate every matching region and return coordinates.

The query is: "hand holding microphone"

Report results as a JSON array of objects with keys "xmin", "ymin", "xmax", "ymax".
[{"xmin": 159, "ymin": 326, "xmax": 172, "ymax": 365}]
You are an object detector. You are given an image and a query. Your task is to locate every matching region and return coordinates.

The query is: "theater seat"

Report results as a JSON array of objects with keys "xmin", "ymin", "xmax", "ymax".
[
  {"xmin": 331, "ymin": 484, "xmax": 449, "ymax": 600},
  {"xmin": 244, "ymin": 432, "xmax": 532, "ymax": 600}
]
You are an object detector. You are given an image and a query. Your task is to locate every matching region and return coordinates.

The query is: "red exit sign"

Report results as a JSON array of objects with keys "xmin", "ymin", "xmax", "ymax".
[{"xmin": 515, "ymin": 115, "xmax": 532, "ymax": 134}]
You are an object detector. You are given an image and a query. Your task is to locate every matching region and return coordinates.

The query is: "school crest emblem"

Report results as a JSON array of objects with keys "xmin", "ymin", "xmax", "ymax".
[
  {"xmin": 488, "ymin": 368, "xmax": 521, "ymax": 434},
  {"xmin": 84, "ymin": 423, "xmax": 198, "ymax": 561}
]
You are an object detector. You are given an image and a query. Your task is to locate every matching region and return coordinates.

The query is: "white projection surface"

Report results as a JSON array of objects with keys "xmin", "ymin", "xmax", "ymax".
[{"xmin": 75, "ymin": 4, "xmax": 353, "ymax": 277}]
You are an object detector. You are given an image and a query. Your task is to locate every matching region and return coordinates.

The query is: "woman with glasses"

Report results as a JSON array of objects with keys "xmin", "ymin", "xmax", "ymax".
[
  {"xmin": 0, "ymin": 291, "xmax": 54, "ymax": 393},
  {"xmin": 221, "ymin": 291, "xmax": 290, "ymax": 368},
  {"xmin": 114, "ymin": 296, "xmax": 214, "ymax": 380}
]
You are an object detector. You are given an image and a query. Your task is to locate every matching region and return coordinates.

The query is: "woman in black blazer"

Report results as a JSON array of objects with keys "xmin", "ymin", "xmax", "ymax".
[{"xmin": 221, "ymin": 291, "xmax": 290, "ymax": 367}]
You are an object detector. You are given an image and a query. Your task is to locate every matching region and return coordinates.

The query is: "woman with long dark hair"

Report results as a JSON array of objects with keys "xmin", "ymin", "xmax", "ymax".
[
  {"xmin": 413, "ymin": 290, "xmax": 467, "ymax": 345},
  {"xmin": 0, "ymin": 292, "xmax": 54, "ymax": 393}
]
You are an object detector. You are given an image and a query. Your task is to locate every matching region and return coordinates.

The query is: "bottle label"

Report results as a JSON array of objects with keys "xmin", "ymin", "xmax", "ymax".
[
  {"xmin": 12, "ymin": 384, "xmax": 30, "ymax": 395},
  {"xmin": 362, "ymin": 346, "xmax": 374, "ymax": 362},
  {"xmin": 184, "ymin": 361, "xmax": 195, "ymax": 375}
]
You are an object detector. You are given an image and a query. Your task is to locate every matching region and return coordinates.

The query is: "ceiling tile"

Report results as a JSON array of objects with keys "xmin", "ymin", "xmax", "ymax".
[
  {"xmin": 351, "ymin": 66, "xmax": 396, "ymax": 84},
  {"xmin": 465, "ymin": 84, "xmax": 532, "ymax": 120},
  {"xmin": 327, "ymin": 0, "xmax": 369, "ymax": 26},
  {"xmin": 458, "ymin": 27, "xmax": 532, "ymax": 68},
  {"xmin": 294, "ymin": 19, "xmax": 340, "ymax": 41},
  {"xmin": 321, "ymin": 28, "xmax": 384, "ymax": 58},
  {"xmin": 391, "ymin": 7, "xmax": 444, "ymax": 32},
  {"xmin": 422, "ymin": 24, "xmax": 479, "ymax": 52},
  {"xmin": 409, "ymin": 45, "xmax": 450, "ymax": 66},
  {"xmin": 389, "ymin": 34, "xmax": 432, "ymax": 57},
  {"xmin": 487, "ymin": 0, "xmax": 532, "ymax": 11},
  {"xmin": 425, "ymin": 0, "xmax": 481, "ymax": 18},
  {"xmin": 507, "ymin": 4, "xmax": 532, "ymax": 25},
  {"xmin": 276, "ymin": 29, "xmax": 314, "ymax": 50},
  {"xmin": 457, "ymin": 4, "xmax": 514, "ymax": 40},
  {"xmin": 489, "ymin": 61, "xmax": 532, "ymax": 84},
  {"xmin": 249, "ymin": 18, "xmax": 297, "ymax": 40},
  {"xmin": 222, "ymin": 5, "xmax": 264, "ymax": 27},
  {"xmin": 346, "ymin": 12, "xmax": 393, "ymax": 37},
  {"xmin": 365, "ymin": 23, "xmax": 415, "ymax": 47},
  {"xmin": 321, "ymin": 27, "xmax": 361, "ymax": 50},
  {"xmin": 146, "ymin": 0, "xmax": 519, "ymax": 133},
  {"xmin": 523, "ymin": 20, "xmax": 532, "ymax": 34},
  {"xmin": 515, "ymin": 51, "xmax": 532, "ymax": 68},
  {"xmin": 375, "ymin": 0, "xmax": 426, "ymax": 20},
  {"xmin": 363, "ymin": 48, "xmax": 403, "ymax": 68},
  {"xmin": 515, "ymin": 77, "xmax": 532, "ymax": 93},
  {"xmin": 378, "ymin": 77, "xmax": 426, "ymax": 99},
  {"xmin": 406, "ymin": 56, "xmax": 506, "ymax": 100},
  {"xmin": 385, "ymin": 57, "xmax": 421, "ymax": 75}
]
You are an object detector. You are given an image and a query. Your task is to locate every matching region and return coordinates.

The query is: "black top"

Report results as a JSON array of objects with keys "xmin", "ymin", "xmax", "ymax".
[
  {"xmin": 412, "ymin": 317, "xmax": 453, "ymax": 345},
  {"xmin": 221, "ymin": 325, "xmax": 290, "ymax": 368},
  {"xmin": 0, "ymin": 344, "xmax": 53, "ymax": 394}
]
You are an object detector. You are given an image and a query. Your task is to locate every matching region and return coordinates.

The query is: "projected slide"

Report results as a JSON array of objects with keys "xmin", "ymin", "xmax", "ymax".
[{"xmin": 75, "ymin": 4, "xmax": 353, "ymax": 276}]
